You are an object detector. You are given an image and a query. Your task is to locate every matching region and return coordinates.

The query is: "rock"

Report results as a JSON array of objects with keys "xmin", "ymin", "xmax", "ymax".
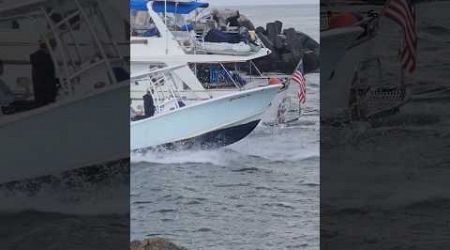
[
  {"xmin": 274, "ymin": 20, "xmax": 283, "ymax": 35},
  {"xmin": 303, "ymin": 51, "xmax": 320, "ymax": 74},
  {"xmin": 281, "ymin": 52, "xmax": 296, "ymax": 64},
  {"xmin": 256, "ymin": 32, "xmax": 274, "ymax": 50},
  {"xmin": 284, "ymin": 28, "xmax": 302, "ymax": 58},
  {"xmin": 130, "ymin": 238, "xmax": 188, "ymax": 250},
  {"xmin": 255, "ymin": 26, "xmax": 266, "ymax": 35},
  {"xmin": 296, "ymin": 31, "xmax": 319, "ymax": 51},
  {"xmin": 274, "ymin": 34, "xmax": 286, "ymax": 50},
  {"xmin": 266, "ymin": 22, "xmax": 279, "ymax": 42},
  {"xmin": 248, "ymin": 21, "xmax": 320, "ymax": 74}
]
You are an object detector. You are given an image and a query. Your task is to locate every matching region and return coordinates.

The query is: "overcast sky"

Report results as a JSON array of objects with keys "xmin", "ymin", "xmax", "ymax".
[{"xmin": 209, "ymin": 0, "xmax": 318, "ymax": 6}]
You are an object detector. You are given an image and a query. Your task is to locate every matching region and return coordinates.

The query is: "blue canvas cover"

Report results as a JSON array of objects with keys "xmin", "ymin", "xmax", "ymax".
[
  {"xmin": 152, "ymin": 1, "xmax": 209, "ymax": 14},
  {"xmin": 204, "ymin": 29, "xmax": 242, "ymax": 44},
  {"xmin": 130, "ymin": 0, "xmax": 148, "ymax": 11}
]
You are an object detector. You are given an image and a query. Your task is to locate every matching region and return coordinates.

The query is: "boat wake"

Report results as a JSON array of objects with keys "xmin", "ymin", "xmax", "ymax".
[
  {"xmin": 131, "ymin": 148, "xmax": 236, "ymax": 167},
  {"xmin": 131, "ymin": 122, "xmax": 319, "ymax": 167},
  {"xmin": 0, "ymin": 162, "xmax": 129, "ymax": 215}
]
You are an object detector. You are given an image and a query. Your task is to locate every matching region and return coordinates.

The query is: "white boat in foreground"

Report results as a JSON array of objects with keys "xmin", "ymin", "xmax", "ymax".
[
  {"xmin": 130, "ymin": 65, "xmax": 282, "ymax": 151},
  {"xmin": 0, "ymin": 0, "xmax": 129, "ymax": 183}
]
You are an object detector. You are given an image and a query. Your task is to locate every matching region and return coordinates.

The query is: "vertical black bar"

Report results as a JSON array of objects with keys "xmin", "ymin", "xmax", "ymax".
[{"xmin": 321, "ymin": 1, "xmax": 450, "ymax": 249}]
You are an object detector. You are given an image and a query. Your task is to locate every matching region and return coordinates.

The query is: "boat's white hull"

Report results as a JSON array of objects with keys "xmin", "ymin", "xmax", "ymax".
[
  {"xmin": 321, "ymin": 27, "xmax": 373, "ymax": 119},
  {"xmin": 0, "ymin": 83, "xmax": 129, "ymax": 183},
  {"xmin": 321, "ymin": 26, "xmax": 364, "ymax": 80},
  {"xmin": 130, "ymin": 84, "xmax": 281, "ymax": 150}
]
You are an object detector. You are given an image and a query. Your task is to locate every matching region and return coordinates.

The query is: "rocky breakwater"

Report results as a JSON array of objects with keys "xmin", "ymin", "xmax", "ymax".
[
  {"xmin": 255, "ymin": 20, "xmax": 320, "ymax": 74},
  {"xmin": 130, "ymin": 238, "xmax": 188, "ymax": 250}
]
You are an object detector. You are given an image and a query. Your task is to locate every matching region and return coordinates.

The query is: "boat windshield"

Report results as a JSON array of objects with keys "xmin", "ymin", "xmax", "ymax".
[{"xmin": 130, "ymin": 10, "xmax": 160, "ymax": 37}]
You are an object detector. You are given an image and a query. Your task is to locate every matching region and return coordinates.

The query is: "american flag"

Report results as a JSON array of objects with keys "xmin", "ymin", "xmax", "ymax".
[
  {"xmin": 382, "ymin": 0, "xmax": 417, "ymax": 73},
  {"xmin": 292, "ymin": 60, "xmax": 307, "ymax": 104}
]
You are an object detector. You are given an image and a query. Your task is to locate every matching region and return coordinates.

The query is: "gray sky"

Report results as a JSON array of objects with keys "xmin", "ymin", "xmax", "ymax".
[{"xmin": 208, "ymin": 0, "xmax": 318, "ymax": 6}]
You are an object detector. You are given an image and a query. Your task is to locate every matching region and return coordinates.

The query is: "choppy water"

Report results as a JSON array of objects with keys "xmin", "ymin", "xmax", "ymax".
[
  {"xmin": 322, "ymin": 2, "xmax": 450, "ymax": 249},
  {"xmin": 131, "ymin": 5, "xmax": 320, "ymax": 249},
  {"xmin": 0, "ymin": 161, "xmax": 130, "ymax": 250}
]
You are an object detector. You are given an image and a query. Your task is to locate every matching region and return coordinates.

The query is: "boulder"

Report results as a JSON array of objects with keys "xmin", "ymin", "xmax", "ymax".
[
  {"xmin": 256, "ymin": 32, "xmax": 274, "ymax": 50},
  {"xmin": 130, "ymin": 238, "xmax": 188, "ymax": 250},
  {"xmin": 248, "ymin": 21, "xmax": 320, "ymax": 74},
  {"xmin": 303, "ymin": 51, "xmax": 320, "ymax": 74},
  {"xmin": 296, "ymin": 31, "xmax": 319, "ymax": 51},
  {"xmin": 274, "ymin": 34, "xmax": 286, "ymax": 50},
  {"xmin": 266, "ymin": 22, "xmax": 279, "ymax": 42},
  {"xmin": 255, "ymin": 26, "xmax": 266, "ymax": 35},
  {"xmin": 274, "ymin": 20, "xmax": 283, "ymax": 35},
  {"xmin": 284, "ymin": 28, "xmax": 302, "ymax": 58}
]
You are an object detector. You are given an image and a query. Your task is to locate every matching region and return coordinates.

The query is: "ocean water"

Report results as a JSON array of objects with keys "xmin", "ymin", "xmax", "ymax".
[
  {"xmin": 0, "ymin": 162, "xmax": 130, "ymax": 250},
  {"xmin": 131, "ymin": 4, "xmax": 320, "ymax": 250},
  {"xmin": 322, "ymin": 2, "xmax": 450, "ymax": 249},
  {"xmin": 236, "ymin": 4, "xmax": 319, "ymax": 42}
]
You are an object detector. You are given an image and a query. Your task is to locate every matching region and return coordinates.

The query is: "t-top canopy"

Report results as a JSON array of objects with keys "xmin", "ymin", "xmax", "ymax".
[
  {"xmin": 130, "ymin": 0, "xmax": 209, "ymax": 14},
  {"xmin": 152, "ymin": 1, "xmax": 209, "ymax": 14},
  {"xmin": 130, "ymin": 0, "xmax": 149, "ymax": 11}
]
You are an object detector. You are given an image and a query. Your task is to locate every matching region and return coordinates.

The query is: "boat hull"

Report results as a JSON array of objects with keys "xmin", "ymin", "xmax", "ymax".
[
  {"xmin": 0, "ymin": 83, "xmax": 129, "ymax": 183},
  {"xmin": 150, "ymin": 119, "xmax": 260, "ymax": 151},
  {"xmin": 321, "ymin": 27, "xmax": 375, "ymax": 119},
  {"xmin": 130, "ymin": 84, "xmax": 281, "ymax": 150},
  {"xmin": 321, "ymin": 26, "xmax": 364, "ymax": 80}
]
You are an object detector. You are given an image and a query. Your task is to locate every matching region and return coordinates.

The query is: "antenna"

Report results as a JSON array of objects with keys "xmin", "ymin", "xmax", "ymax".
[{"xmin": 165, "ymin": 0, "xmax": 168, "ymax": 55}]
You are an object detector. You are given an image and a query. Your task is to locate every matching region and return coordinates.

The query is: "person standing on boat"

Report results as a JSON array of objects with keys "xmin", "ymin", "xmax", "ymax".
[
  {"xmin": 143, "ymin": 90, "xmax": 155, "ymax": 118},
  {"xmin": 226, "ymin": 11, "xmax": 241, "ymax": 28},
  {"xmin": 30, "ymin": 40, "xmax": 58, "ymax": 107}
]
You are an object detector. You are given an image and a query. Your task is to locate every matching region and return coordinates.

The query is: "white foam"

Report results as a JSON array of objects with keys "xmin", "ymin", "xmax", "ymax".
[{"xmin": 0, "ymin": 182, "xmax": 129, "ymax": 215}]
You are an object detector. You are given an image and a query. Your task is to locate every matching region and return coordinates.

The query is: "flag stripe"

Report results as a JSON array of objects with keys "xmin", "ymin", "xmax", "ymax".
[
  {"xmin": 384, "ymin": 4, "xmax": 416, "ymax": 50},
  {"xmin": 292, "ymin": 60, "xmax": 306, "ymax": 104},
  {"xmin": 383, "ymin": 0, "xmax": 417, "ymax": 73}
]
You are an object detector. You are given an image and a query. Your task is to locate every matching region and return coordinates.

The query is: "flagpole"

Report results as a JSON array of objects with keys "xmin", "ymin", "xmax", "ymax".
[
  {"xmin": 165, "ymin": 0, "xmax": 168, "ymax": 55},
  {"xmin": 295, "ymin": 58, "xmax": 305, "ymax": 118},
  {"xmin": 299, "ymin": 99, "xmax": 303, "ymax": 118}
]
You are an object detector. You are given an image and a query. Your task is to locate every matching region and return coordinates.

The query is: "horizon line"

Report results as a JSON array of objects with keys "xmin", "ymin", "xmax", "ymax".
[{"xmin": 213, "ymin": 3, "xmax": 318, "ymax": 7}]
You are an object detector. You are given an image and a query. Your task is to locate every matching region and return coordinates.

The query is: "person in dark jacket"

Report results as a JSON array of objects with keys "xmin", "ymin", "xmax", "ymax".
[
  {"xmin": 226, "ymin": 11, "xmax": 240, "ymax": 27},
  {"xmin": 143, "ymin": 90, "xmax": 155, "ymax": 118},
  {"xmin": 30, "ymin": 41, "xmax": 58, "ymax": 106}
]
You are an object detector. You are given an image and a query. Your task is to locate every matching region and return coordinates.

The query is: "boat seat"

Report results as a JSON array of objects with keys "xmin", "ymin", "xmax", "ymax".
[{"xmin": 204, "ymin": 29, "xmax": 242, "ymax": 44}]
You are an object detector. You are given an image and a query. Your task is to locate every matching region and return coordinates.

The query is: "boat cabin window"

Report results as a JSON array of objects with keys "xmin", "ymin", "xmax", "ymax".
[{"xmin": 130, "ymin": 10, "xmax": 160, "ymax": 37}]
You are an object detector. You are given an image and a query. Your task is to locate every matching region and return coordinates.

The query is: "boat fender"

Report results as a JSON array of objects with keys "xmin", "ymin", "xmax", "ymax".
[
  {"xmin": 182, "ymin": 40, "xmax": 193, "ymax": 52},
  {"xmin": 268, "ymin": 77, "xmax": 283, "ymax": 86},
  {"xmin": 329, "ymin": 13, "xmax": 359, "ymax": 29},
  {"xmin": 249, "ymin": 30, "xmax": 257, "ymax": 42}
]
